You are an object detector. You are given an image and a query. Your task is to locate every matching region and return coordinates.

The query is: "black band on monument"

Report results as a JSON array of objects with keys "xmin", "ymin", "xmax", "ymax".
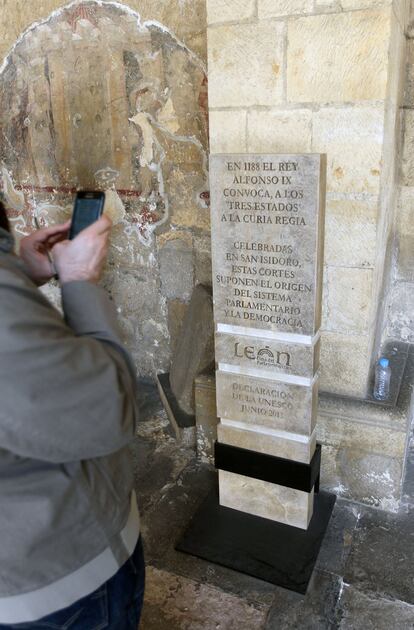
[{"xmin": 215, "ymin": 442, "xmax": 321, "ymax": 494}]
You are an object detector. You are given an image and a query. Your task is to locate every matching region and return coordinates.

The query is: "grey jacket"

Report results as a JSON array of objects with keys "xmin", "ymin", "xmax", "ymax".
[{"xmin": 0, "ymin": 227, "xmax": 140, "ymax": 624}]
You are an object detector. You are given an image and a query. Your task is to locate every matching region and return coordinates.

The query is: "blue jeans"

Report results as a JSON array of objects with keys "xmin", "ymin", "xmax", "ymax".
[{"xmin": 0, "ymin": 537, "xmax": 145, "ymax": 629}]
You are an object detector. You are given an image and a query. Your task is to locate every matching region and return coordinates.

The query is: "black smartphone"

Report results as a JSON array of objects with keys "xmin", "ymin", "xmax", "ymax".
[{"xmin": 69, "ymin": 191, "xmax": 105, "ymax": 240}]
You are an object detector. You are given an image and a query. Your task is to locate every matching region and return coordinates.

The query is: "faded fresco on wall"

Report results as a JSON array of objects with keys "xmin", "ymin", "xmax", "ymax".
[{"xmin": 0, "ymin": 1, "xmax": 209, "ymax": 375}]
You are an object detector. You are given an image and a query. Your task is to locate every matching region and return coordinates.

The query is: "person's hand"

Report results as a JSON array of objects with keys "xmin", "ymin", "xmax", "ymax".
[
  {"xmin": 20, "ymin": 221, "xmax": 70, "ymax": 286},
  {"xmin": 52, "ymin": 215, "xmax": 112, "ymax": 285}
]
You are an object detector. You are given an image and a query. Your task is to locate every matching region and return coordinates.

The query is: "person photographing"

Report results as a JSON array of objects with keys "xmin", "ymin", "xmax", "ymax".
[{"xmin": 0, "ymin": 201, "xmax": 144, "ymax": 629}]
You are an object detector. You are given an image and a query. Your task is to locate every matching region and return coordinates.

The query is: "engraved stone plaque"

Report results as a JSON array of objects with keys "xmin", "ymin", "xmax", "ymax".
[
  {"xmin": 210, "ymin": 154, "xmax": 326, "ymax": 337},
  {"xmin": 215, "ymin": 332, "xmax": 320, "ymax": 379},
  {"xmin": 216, "ymin": 371, "xmax": 317, "ymax": 436}
]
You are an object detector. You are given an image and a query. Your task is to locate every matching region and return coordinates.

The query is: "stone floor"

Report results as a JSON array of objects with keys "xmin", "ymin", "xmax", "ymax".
[{"xmin": 132, "ymin": 384, "xmax": 414, "ymax": 630}]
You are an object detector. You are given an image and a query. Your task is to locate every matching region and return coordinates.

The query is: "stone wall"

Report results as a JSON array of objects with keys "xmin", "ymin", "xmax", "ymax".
[
  {"xmin": 0, "ymin": 0, "xmax": 413, "ymax": 510},
  {"xmin": 1, "ymin": 0, "xmax": 410, "ymax": 390},
  {"xmin": 0, "ymin": 0, "xmax": 208, "ymax": 376},
  {"xmin": 207, "ymin": 0, "xmax": 414, "ymax": 510},
  {"xmin": 207, "ymin": 0, "xmax": 409, "ymax": 400},
  {"xmin": 388, "ymin": 1, "xmax": 414, "ymax": 347}
]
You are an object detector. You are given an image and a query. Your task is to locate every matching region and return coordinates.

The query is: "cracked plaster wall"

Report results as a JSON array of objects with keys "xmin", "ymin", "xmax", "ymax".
[{"xmin": 0, "ymin": 0, "xmax": 209, "ymax": 377}]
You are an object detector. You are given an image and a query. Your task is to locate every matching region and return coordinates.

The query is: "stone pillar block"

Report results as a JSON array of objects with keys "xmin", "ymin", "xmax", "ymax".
[
  {"xmin": 195, "ymin": 373, "xmax": 218, "ymax": 464},
  {"xmin": 207, "ymin": 21, "xmax": 286, "ymax": 108},
  {"xmin": 219, "ymin": 471, "xmax": 314, "ymax": 529},
  {"xmin": 207, "ymin": 0, "xmax": 255, "ymax": 24},
  {"xmin": 210, "ymin": 154, "xmax": 326, "ymax": 337},
  {"xmin": 211, "ymin": 154, "xmax": 326, "ymax": 529},
  {"xmin": 247, "ymin": 110, "xmax": 312, "ymax": 154},
  {"xmin": 209, "ymin": 110, "xmax": 247, "ymax": 154},
  {"xmin": 287, "ymin": 9, "xmax": 392, "ymax": 103},
  {"xmin": 216, "ymin": 371, "xmax": 318, "ymax": 436},
  {"xmin": 216, "ymin": 333, "xmax": 320, "ymax": 379},
  {"xmin": 218, "ymin": 422, "xmax": 316, "ymax": 462}
]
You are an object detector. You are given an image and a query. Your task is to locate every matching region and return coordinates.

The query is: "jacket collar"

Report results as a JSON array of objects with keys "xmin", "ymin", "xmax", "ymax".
[{"xmin": 0, "ymin": 227, "xmax": 14, "ymax": 254}]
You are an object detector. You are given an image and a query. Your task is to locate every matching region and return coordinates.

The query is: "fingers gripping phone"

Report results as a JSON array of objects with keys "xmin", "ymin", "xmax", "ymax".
[{"xmin": 69, "ymin": 191, "xmax": 105, "ymax": 240}]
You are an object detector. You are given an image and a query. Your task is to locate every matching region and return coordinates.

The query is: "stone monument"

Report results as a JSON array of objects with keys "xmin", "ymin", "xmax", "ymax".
[
  {"xmin": 211, "ymin": 153, "xmax": 326, "ymax": 530},
  {"xmin": 177, "ymin": 154, "xmax": 335, "ymax": 592}
]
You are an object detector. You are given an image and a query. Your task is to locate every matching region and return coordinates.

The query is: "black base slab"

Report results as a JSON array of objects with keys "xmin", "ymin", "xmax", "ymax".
[
  {"xmin": 215, "ymin": 442, "xmax": 321, "ymax": 493},
  {"xmin": 176, "ymin": 487, "xmax": 336, "ymax": 594}
]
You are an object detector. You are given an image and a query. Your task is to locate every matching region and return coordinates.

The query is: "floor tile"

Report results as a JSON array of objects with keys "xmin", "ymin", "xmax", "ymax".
[
  {"xmin": 141, "ymin": 566, "xmax": 267, "ymax": 630},
  {"xmin": 343, "ymin": 507, "xmax": 414, "ymax": 604},
  {"xmin": 264, "ymin": 570, "xmax": 342, "ymax": 630},
  {"xmin": 336, "ymin": 585, "xmax": 414, "ymax": 629}
]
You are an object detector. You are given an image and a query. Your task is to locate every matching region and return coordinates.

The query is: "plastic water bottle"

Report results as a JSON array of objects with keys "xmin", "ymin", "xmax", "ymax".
[{"xmin": 373, "ymin": 357, "xmax": 391, "ymax": 401}]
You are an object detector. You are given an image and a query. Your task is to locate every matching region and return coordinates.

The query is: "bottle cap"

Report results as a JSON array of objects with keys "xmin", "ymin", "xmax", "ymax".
[{"xmin": 379, "ymin": 357, "xmax": 389, "ymax": 368}]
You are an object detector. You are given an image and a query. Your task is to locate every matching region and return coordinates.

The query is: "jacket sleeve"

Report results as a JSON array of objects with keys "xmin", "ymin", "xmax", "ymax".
[{"xmin": 0, "ymin": 276, "xmax": 139, "ymax": 463}]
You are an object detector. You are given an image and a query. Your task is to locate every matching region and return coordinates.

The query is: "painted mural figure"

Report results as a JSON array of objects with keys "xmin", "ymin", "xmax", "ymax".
[
  {"xmin": 0, "ymin": 0, "xmax": 209, "ymax": 376},
  {"xmin": 0, "ymin": 1, "xmax": 208, "ymax": 246}
]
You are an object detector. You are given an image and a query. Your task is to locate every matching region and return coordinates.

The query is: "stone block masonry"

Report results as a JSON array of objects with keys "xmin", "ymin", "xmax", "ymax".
[
  {"xmin": 211, "ymin": 154, "xmax": 326, "ymax": 529},
  {"xmin": 207, "ymin": 0, "xmax": 410, "ymax": 401},
  {"xmin": 207, "ymin": 0, "xmax": 412, "ymax": 513}
]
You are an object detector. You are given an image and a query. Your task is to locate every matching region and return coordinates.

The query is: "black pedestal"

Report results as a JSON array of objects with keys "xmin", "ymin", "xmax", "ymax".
[{"xmin": 176, "ymin": 485, "xmax": 336, "ymax": 594}]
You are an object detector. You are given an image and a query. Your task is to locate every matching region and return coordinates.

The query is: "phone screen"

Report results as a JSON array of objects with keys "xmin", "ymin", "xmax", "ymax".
[{"xmin": 69, "ymin": 192, "xmax": 105, "ymax": 240}]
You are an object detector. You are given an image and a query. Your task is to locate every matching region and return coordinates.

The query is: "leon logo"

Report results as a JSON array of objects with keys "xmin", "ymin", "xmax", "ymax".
[{"xmin": 234, "ymin": 342, "xmax": 291, "ymax": 368}]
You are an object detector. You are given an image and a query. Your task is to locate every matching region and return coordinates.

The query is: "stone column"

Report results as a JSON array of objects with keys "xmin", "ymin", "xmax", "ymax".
[{"xmin": 211, "ymin": 154, "xmax": 326, "ymax": 529}]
